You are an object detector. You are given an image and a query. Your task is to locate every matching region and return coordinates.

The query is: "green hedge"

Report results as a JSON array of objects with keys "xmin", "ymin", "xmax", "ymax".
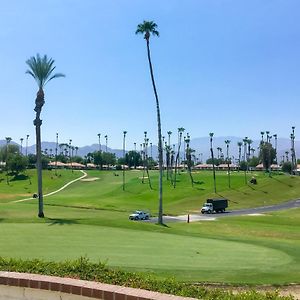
[{"xmin": 0, "ymin": 257, "xmax": 293, "ymax": 300}]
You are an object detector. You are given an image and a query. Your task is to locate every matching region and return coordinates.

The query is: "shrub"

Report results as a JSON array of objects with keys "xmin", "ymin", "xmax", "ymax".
[{"xmin": 0, "ymin": 257, "xmax": 294, "ymax": 300}]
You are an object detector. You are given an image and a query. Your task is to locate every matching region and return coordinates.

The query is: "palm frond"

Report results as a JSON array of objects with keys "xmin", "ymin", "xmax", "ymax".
[
  {"xmin": 25, "ymin": 53, "xmax": 65, "ymax": 88},
  {"xmin": 45, "ymin": 73, "xmax": 65, "ymax": 85},
  {"xmin": 135, "ymin": 20, "xmax": 160, "ymax": 37}
]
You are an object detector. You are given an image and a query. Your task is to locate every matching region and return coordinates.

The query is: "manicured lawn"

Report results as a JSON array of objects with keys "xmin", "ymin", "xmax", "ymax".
[
  {"xmin": 37, "ymin": 169, "xmax": 300, "ymax": 214},
  {"xmin": 0, "ymin": 169, "xmax": 299, "ymax": 285},
  {"xmin": 0, "ymin": 169, "xmax": 81, "ymax": 203}
]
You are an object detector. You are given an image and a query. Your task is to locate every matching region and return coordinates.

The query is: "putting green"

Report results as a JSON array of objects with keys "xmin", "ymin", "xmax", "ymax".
[{"xmin": 0, "ymin": 223, "xmax": 291, "ymax": 273}]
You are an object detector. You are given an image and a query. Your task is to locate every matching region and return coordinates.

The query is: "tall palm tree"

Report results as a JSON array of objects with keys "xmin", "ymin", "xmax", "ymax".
[
  {"xmin": 136, "ymin": 20, "xmax": 163, "ymax": 225},
  {"xmin": 291, "ymin": 127, "xmax": 296, "ymax": 171},
  {"xmin": 69, "ymin": 139, "xmax": 73, "ymax": 172},
  {"xmin": 150, "ymin": 142, "xmax": 153, "ymax": 159},
  {"xmin": 216, "ymin": 147, "xmax": 221, "ymax": 159},
  {"xmin": 105, "ymin": 135, "xmax": 108, "ymax": 152},
  {"xmin": 273, "ymin": 134, "xmax": 278, "ymax": 164},
  {"xmin": 123, "ymin": 131, "xmax": 127, "ymax": 191},
  {"xmin": 225, "ymin": 140, "xmax": 231, "ymax": 188},
  {"xmin": 209, "ymin": 133, "xmax": 217, "ymax": 193},
  {"xmin": 260, "ymin": 131, "xmax": 265, "ymax": 142},
  {"xmin": 133, "ymin": 142, "xmax": 137, "ymax": 169},
  {"xmin": 20, "ymin": 138, "xmax": 24, "ymax": 154},
  {"xmin": 25, "ymin": 134, "xmax": 29, "ymax": 156},
  {"xmin": 5, "ymin": 137, "xmax": 12, "ymax": 185},
  {"xmin": 167, "ymin": 131, "xmax": 172, "ymax": 146},
  {"xmin": 285, "ymin": 151, "xmax": 289, "ymax": 162},
  {"xmin": 185, "ymin": 137, "xmax": 195, "ymax": 186},
  {"xmin": 97, "ymin": 133, "xmax": 101, "ymax": 152},
  {"xmin": 247, "ymin": 139, "xmax": 253, "ymax": 160},
  {"xmin": 26, "ymin": 54, "xmax": 65, "ymax": 218},
  {"xmin": 237, "ymin": 141, "xmax": 242, "ymax": 171},
  {"xmin": 173, "ymin": 127, "xmax": 185, "ymax": 188},
  {"xmin": 243, "ymin": 137, "xmax": 248, "ymax": 184},
  {"xmin": 55, "ymin": 132, "xmax": 59, "ymax": 175}
]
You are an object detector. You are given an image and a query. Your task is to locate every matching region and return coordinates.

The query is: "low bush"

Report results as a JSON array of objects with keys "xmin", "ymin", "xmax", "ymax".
[{"xmin": 0, "ymin": 257, "xmax": 293, "ymax": 300}]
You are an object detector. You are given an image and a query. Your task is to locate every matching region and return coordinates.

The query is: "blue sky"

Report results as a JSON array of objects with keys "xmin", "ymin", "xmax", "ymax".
[{"xmin": 1, "ymin": 0, "xmax": 300, "ymax": 149}]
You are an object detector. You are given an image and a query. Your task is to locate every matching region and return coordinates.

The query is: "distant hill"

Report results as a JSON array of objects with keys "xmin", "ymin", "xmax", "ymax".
[{"xmin": 0, "ymin": 136, "xmax": 298, "ymax": 161}]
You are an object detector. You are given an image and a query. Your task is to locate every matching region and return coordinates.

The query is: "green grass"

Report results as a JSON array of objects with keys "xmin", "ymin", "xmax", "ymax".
[
  {"xmin": 12, "ymin": 169, "xmax": 300, "ymax": 215},
  {"xmin": 0, "ymin": 169, "xmax": 299, "ymax": 285},
  {"xmin": 0, "ymin": 169, "xmax": 81, "ymax": 203}
]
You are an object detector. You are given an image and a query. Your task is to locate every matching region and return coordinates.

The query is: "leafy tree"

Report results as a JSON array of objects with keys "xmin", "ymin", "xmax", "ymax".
[
  {"xmin": 206, "ymin": 158, "xmax": 224, "ymax": 165},
  {"xmin": 41, "ymin": 155, "xmax": 50, "ymax": 169},
  {"xmin": 136, "ymin": 21, "xmax": 163, "ymax": 225},
  {"xmin": 102, "ymin": 152, "xmax": 116, "ymax": 166},
  {"xmin": 7, "ymin": 154, "xmax": 28, "ymax": 176},
  {"xmin": 125, "ymin": 151, "xmax": 142, "ymax": 168},
  {"xmin": 282, "ymin": 161, "xmax": 292, "ymax": 173},
  {"xmin": 72, "ymin": 156, "xmax": 83, "ymax": 163},
  {"xmin": 239, "ymin": 161, "xmax": 247, "ymax": 171},
  {"xmin": 26, "ymin": 53, "xmax": 65, "ymax": 218},
  {"xmin": 0, "ymin": 144, "xmax": 20, "ymax": 161},
  {"xmin": 248, "ymin": 156, "xmax": 260, "ymax": 168},
  {"xmin": 56, "ymin": 154, "xmax": 67, "ymax": 163},
  {"xmin": 259, "ymin": 142, "xmax": 276, "ymax": 173},
  {"xmin": 93, "ymin": 151, "xmax": 103, "ymax": 169}
]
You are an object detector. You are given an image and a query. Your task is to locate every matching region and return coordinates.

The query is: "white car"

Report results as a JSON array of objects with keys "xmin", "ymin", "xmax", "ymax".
[{"xmin": 129, "ymin": 210, "xmax": 150, "ymax": 221}]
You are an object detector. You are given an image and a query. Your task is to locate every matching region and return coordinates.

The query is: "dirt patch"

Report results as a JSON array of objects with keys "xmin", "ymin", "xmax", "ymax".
[
  {"xmin": 0, "ymin": 193, "xmax": 30, "ymax": 200},
  {"xmin": 80, "ymin": 177, "xmax": 99, "ymax": 182}
]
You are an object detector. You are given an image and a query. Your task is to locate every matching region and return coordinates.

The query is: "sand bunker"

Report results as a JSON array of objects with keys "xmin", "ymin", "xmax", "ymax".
[{"xmin": 81, "ymin": 177, "xmax": 99, "ymax": 182}]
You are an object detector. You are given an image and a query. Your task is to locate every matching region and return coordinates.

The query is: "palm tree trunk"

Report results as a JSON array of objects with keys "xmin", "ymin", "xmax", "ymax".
[
  {"xmin": 34, "ymin": 118, "xmax": 44, "ymax": 218},
  {"xmin": 34, "ymin": 88, "xmax": 44, "ymax": 218},
  {"xmin": 145, "ymin": 153, "xmax": 153, "ymax": 189},
  {"xmin": 210, "ymin": 140, "xmax": 217, "ymax": 193},
  {"xmin": 146, "ymin": 38, "xmax": 163, "ymax": 225},
  {"xmin": 173, "ymin": 135, "xmax": 182, "ymax": 188}
]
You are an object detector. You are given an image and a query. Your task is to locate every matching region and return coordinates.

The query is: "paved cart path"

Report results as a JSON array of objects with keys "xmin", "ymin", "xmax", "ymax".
[
  {"xmin": 12, "ymin": 170, "xmax": 87, "ymax": 203},
  {"xmin": 148, "ymin": 199, "xmax": 300, "ymax": 223}
]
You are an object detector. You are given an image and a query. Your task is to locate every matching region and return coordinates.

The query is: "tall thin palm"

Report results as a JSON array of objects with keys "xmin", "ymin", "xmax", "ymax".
[
  {"xmin": 174, "ymin": 127, "xmax": 185, "ymax": 188},
  {"xmin": 5, "ymin": 137, "xmax": 12, "ymax": 185},
  {"xmin": 123, "ymin": 131, "xmax": 127, "ymax": 191},
  {"xmin": 209, "ymin": 133, "xmax": 217, "ymax": 193},
  {"xmin": 26, "ymin": 54, "xmax": 65, "ymax": 218},
  {"xmin": 225, "ymin": 140, "xmax": 231, "ymax": 188},
  {"xmin": 273, "ymin": 134, "xmax": 278, "ymax": 164},
  {"xmin": 237, "ymin": 142, "xmax": 242, "ymax": 170},
  {"xmin": 136, "ymin": 20, "xmax": 163, "ymax": 225}
]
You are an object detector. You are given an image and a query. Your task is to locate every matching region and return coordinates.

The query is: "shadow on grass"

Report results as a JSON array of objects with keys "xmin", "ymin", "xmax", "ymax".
[
  {"xmin": 155, "ymin": 222, "xmax": 169, "ymax": 228},
  {"xmin": 271, "ymin": 176, "xmax": 293, "ymax": 188},
  {"xmin": 46, "ymin": 218, "xmax": 79, "ymax": 226},
  {"xmin": 216, "ymin": 193, "xmax": 239, "ymax": 204},
  {"xmin": 10, "ymin": 174, "xmax": 29, "ymax": 181}
]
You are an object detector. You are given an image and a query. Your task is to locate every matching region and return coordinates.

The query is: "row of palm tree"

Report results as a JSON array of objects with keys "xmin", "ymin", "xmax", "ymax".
[{"xmin": 24, "ymin": 20, "xmax": 297, "ymax": 225}]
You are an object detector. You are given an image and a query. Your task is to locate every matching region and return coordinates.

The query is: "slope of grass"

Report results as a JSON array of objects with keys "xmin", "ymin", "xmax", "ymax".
[
  {"xmin": 0, "ymin": 169, "xmax": 81, "ymax": 203},
  {"xmin": 33, "ymin": 170, "xmax": 300, "ymax": 215}
]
